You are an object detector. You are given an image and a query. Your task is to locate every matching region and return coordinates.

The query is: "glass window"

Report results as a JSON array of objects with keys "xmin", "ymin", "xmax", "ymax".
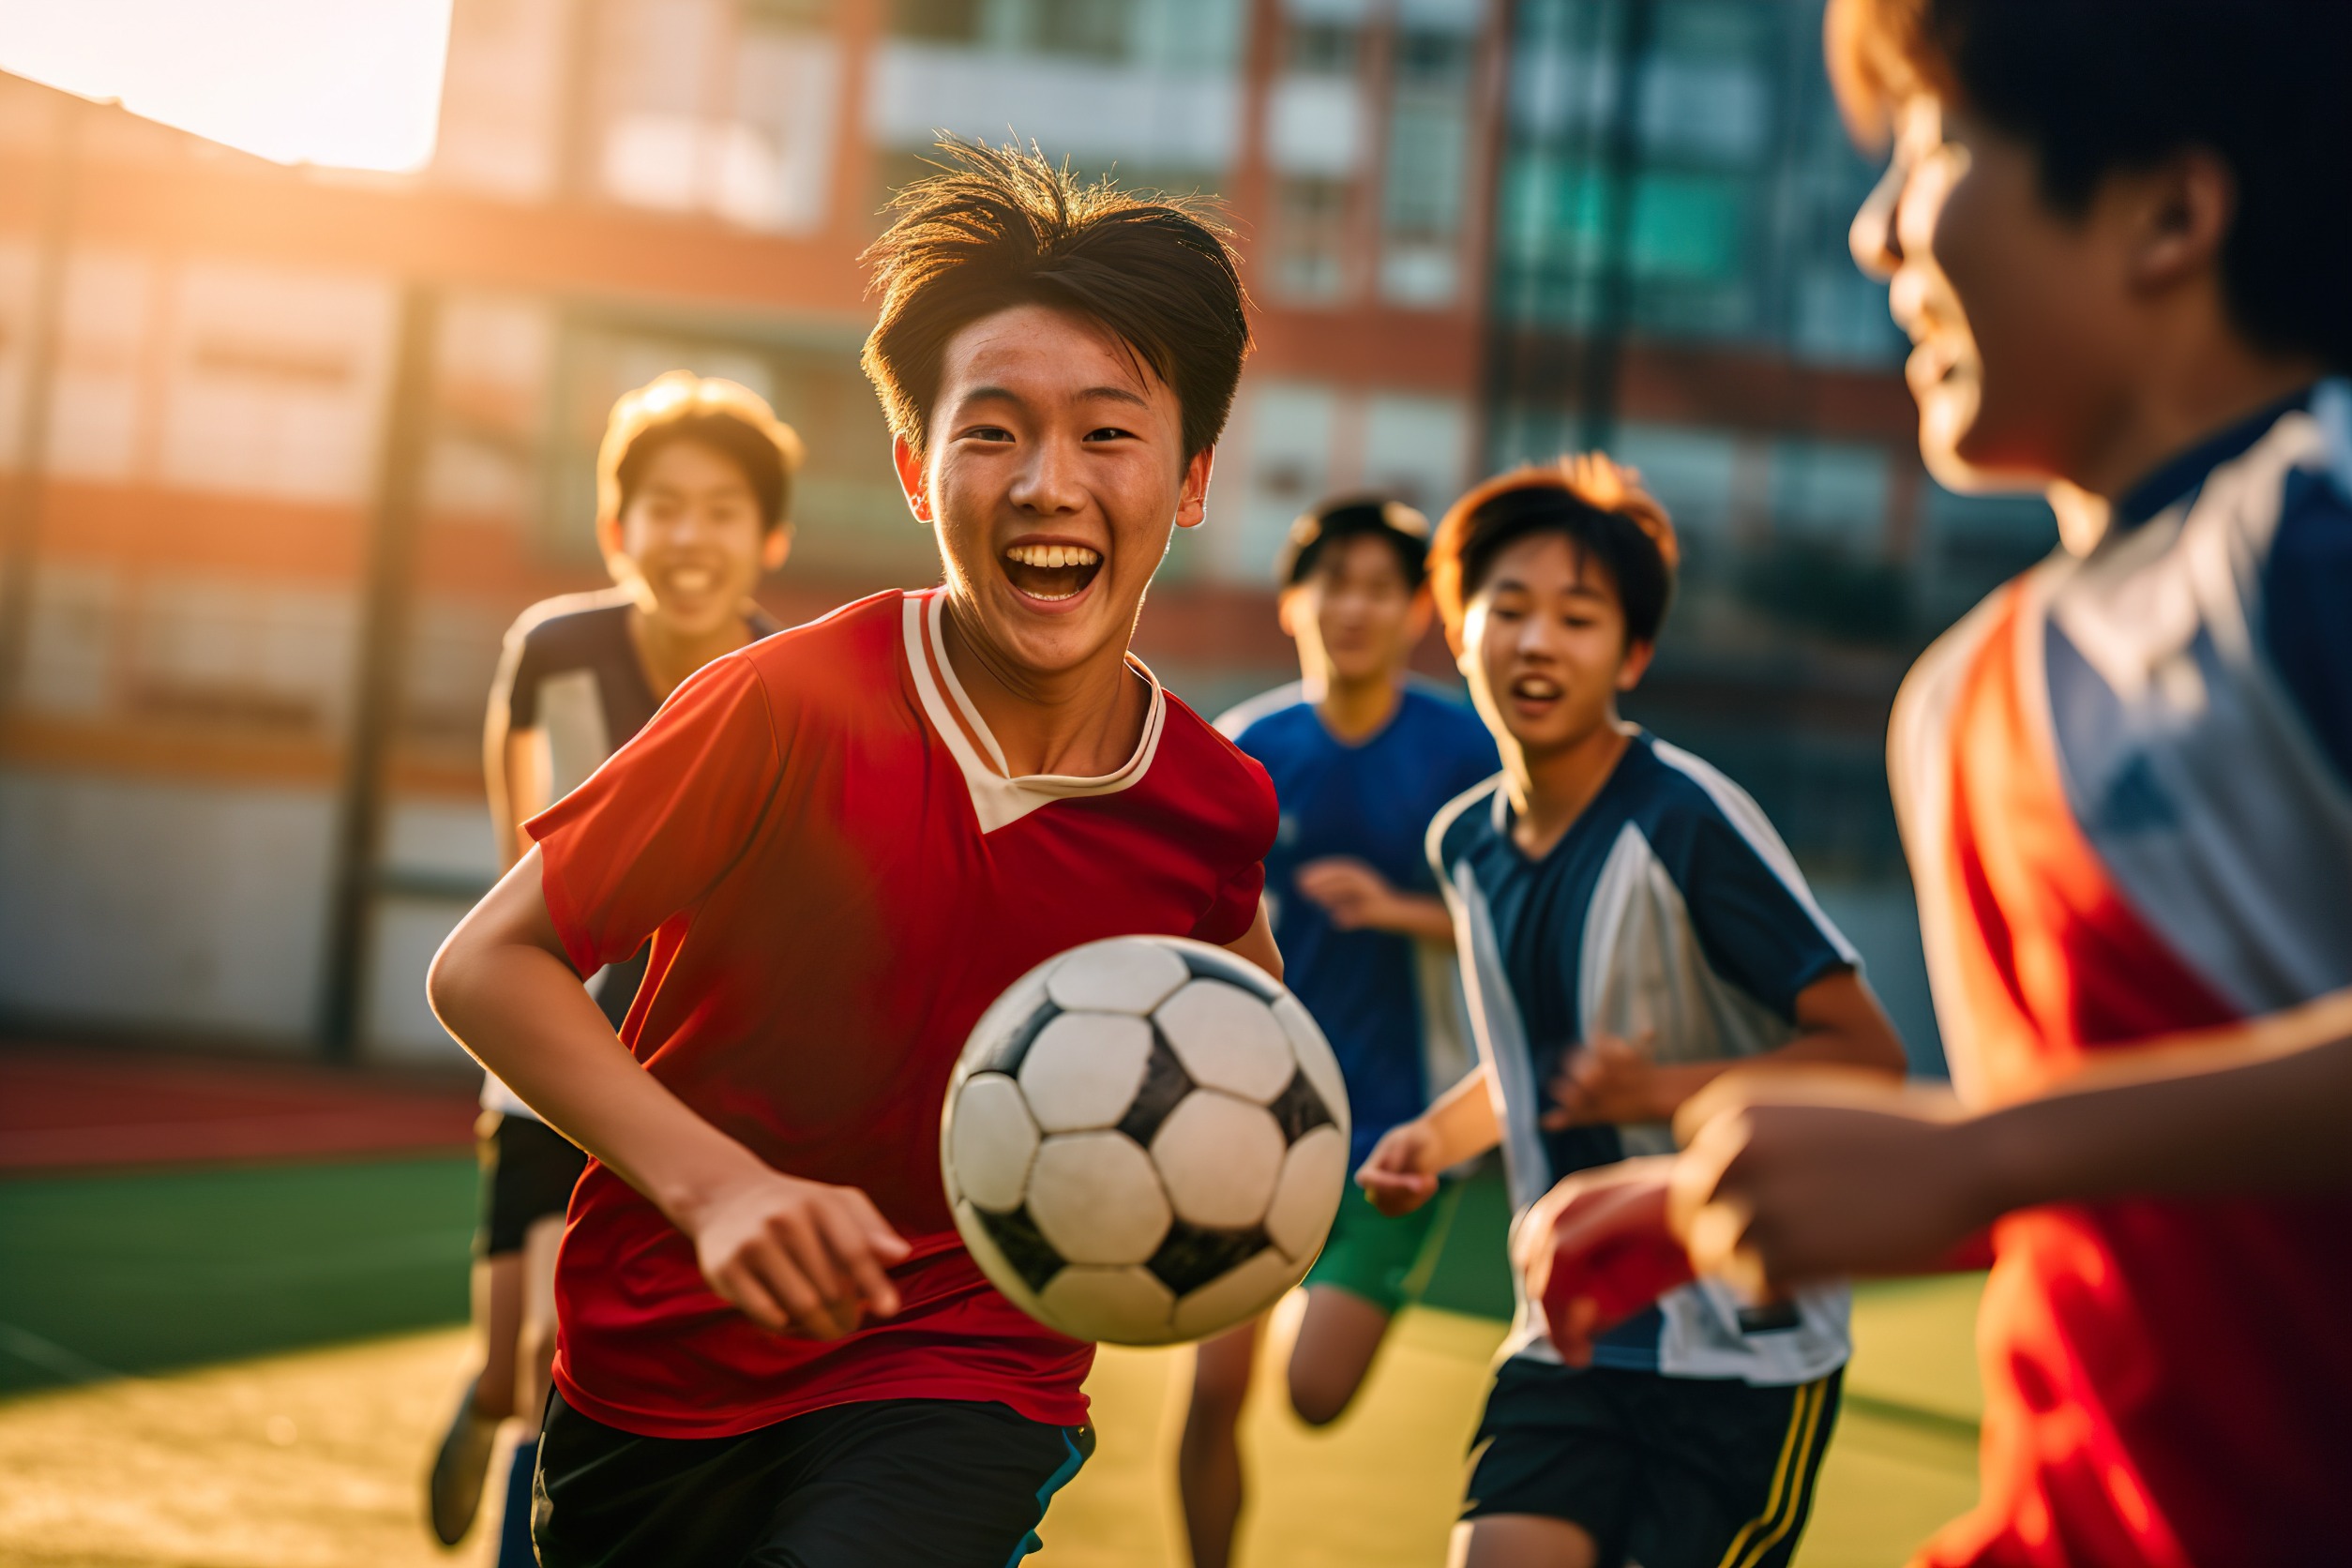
[
  {"xmin": 1614, "ymin": 422, "xmax": 1740, "ymax": 538},
  {"xmin": 1769, "ymin": 439, "xmax": 1892, "ymax": 546},
  {"xmin": 1274, "ymin": 177, "xmax": 1353, "ymax": 303}
]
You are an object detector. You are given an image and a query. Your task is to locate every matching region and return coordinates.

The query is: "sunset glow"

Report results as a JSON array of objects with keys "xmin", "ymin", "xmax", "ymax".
[{"xmin": 0, "ymin": 0, "xmax": 453, "ymax": 172}]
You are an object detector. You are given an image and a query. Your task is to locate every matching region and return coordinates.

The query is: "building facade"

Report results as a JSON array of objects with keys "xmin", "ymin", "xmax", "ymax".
[{"xmin": 0, "ymin": 0, "xmax": 2037, "ymax": 1065}]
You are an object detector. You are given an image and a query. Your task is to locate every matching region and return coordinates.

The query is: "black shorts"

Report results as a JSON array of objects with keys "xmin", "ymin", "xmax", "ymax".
[
  {"xmin": 532, "ymin": 1389, "xmax": 1093, "ymax": 1568},
  {"xmin": 475, "ymin": 1111, "xmax": 589, "ymax": 1258},
  {"xmin": 1463, "ymin": 1359, "xmax": 1841, "ymax": 1568}
]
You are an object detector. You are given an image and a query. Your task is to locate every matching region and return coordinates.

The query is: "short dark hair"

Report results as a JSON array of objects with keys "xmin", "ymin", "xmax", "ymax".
[
  {"xmin": 598, "ymin": 371, "xmax": 804, "ymax": 532},
  {"xmin": 1429, "ymin": 457, "xmax": 1679, "ymax": 648},
  {"xmin": 859, "ymin": 140, "xmax": 1253, "ymax": 460},
  {"xmin": 1826, "ymin": 0, "xmax": 2352, "ymax": 370},
  {"xmin": 1277, "ymin": 495, "xmax": 1432, "ymax": 590}
]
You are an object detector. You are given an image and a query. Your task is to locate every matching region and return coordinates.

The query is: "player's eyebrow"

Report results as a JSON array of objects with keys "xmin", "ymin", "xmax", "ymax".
[{"xmin": 955, "ymin": 384, "xmax": 1151, "ymax": 412}]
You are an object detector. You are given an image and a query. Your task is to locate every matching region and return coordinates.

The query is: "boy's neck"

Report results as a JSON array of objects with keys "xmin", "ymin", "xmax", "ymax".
[
  {"xmin": 628, "ymin": 605, "xmax": 753, "ymax": 701},
  {"xmin": 938, "ymin": 596, "xmax": 1149, "ymax": 779},
  {"xmin": 1506, "ymin": 717, "xmax": 1635, "ymax": 861},
  {"xmin": 1314, "ymin": 667, "xmax": 1404, "ymax": 745},
  {"xmin": 2069, "ymin": 339, "xmax": 2323, "ymax": 505}
]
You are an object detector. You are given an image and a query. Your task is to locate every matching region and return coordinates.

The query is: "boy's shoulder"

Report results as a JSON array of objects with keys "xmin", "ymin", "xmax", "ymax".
[
  {"xmin": 506, "ymin": 588, "xmax": 634, "ymax": 655},
  {"xmin": 1214, "ymin": 681, "xmax": 1309, "ymax": 746},
  {"xmin": 1615, "ymin": 734, "xmax": 1800, "ymax": 867},
  {"xmin": 1426, "ymin": 770, "xmax": 1506, "ymax": 871},
  {"xmin": 731, "ymin": 589, "xmax": 907, "ymax": 697},
  {"xmin": 1156, "ymin": 689, "xmax": 1281, "ymax": 838}
]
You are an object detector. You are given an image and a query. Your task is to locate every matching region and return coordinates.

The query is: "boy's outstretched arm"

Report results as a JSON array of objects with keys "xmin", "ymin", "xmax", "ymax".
[
  {"xmin": 1544, "ymin": 969, "xmax": 1908, "ymax": 1128},
  {"xmin": 1671, "ymin": 988, "xmax": 2352, "ymax": 1301},
  {"xmin": 429, "ymin": 851, "xmax": 910, "ymax": 1340},
  {"xmin": 1355, "ymin": 1063, "xmax": 1503, "ymax": 1216}
]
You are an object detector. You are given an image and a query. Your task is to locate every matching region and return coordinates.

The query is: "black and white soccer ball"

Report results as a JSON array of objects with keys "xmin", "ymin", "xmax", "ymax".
[{"xmin": 942, "ymin": 935, "xmax": 1351, "ymax": 1345}]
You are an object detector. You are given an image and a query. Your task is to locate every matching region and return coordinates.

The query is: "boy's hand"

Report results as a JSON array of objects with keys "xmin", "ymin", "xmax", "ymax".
[
  {"xmin": 1356, "ymin": 1120, "xmax": 1443, "ymax": 1216},
  {"xmin": 1542, "ymin": 1034, "xmax": 1672, "ymax": 1127},
  {"xmin": 1668, "ymin": 1075, "xmax": 1987, "ymax": 1301},
  {"xmin": 1514, "ymin": 1156, "xmax": 1694, "ymax": 1364},
  {"xmin": 686, "ymin": 1168, "xmax": 912, "ymax": 1339},
  {"xmin": 1295, "ymin": 858, "xmax": 1406, "ymax": 931}
]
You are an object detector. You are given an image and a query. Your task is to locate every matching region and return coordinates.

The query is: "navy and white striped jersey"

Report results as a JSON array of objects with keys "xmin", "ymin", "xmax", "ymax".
[{"xmin": 1428, "ymin": 733, "xmax": 1858, "ymax": 1384}]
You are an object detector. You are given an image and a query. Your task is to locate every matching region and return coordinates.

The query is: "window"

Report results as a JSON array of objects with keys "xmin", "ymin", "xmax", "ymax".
[
  {"xmin": 1613, "ymin": 423, "xmax": 1739, "ymax": 539},
  {"xmin": 1769, "ymin": 439, "xmax": 1892, "ymax": 548},
  {"xmin": 1236, "ymin": 383, "xmax": 1338, "ymax": 577},
  {"xmin": 1361, "ymin": 394, "xmax": 1468, "ymax": 512},
  {"xmin": 589, "ymin": 0, "xmax": 838, "ymax": 234},
  {"xmin": 1274, "ymin": 177, "xmax": 1353, "ymax": 303}
]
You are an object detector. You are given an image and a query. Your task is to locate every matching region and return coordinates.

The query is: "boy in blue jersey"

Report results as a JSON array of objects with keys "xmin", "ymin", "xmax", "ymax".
[
  {"xmin": 1178, "ymin": 496, "xmax": 1499, "ymax": 1568},
  {"xmin": 1359, "ymin": 459, "xmax": 1907, "ymax": 1568}
]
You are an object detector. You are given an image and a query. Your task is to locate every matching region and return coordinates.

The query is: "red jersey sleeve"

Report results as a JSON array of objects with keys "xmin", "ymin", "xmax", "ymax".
[
  {"xmin": 525, "ymin": 654, "xmax": 782, "ymax": 978},
  {"xmin": 1190, "ymin": 860, "xmax": 1267, "ymax": 947}
]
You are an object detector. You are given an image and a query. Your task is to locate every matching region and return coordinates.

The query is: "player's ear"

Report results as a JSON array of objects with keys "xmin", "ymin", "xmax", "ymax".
[
  {"xmin": 596, "ymin": 510, "xmax": 633, "ymax": 585},
  {"xmin": 761, "ymin": 521, "xmax": 793, "ymax": 573},
  {"xmin": 892, "ymin": 432, "xmax": 931, "ymax": 526},
  {"xmin": 1616, "ymin": 637, "xmax": 1656, "ymax": 692},
  {"xmin": 1407, "ymin": 587, "xmax": 1435, "ymax": 644},
  {"xmin": 1275, "ymin": 586, "xmax": 1304, "ymax": 641},
  {"xmin": 1175, "ymin": 445, "xmax": 1214, "ymax": 531},
  {"xmin": 2124, "ymin": 147, "xmax": 2234, "ymax": 296}
]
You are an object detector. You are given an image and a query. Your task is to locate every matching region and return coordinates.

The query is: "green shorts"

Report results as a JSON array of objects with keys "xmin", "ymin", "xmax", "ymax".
[{"xmin": 1302, "ymin": 1180, "xmax": 1468, "ymax": 1315}]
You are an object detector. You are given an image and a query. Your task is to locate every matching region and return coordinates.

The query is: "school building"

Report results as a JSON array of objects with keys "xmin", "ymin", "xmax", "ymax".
[{"xmin": 0, "ymin": 0, "xmax": 2039, "ymax": 1067}]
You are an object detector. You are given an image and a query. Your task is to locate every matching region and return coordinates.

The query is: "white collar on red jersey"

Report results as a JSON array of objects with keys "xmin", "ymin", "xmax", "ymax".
[{"xmin": 902, "ymin": 589, "xmax": 1168, "ymax": 834}]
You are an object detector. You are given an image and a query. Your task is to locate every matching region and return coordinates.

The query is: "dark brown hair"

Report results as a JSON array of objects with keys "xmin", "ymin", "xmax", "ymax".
[
  {"xmin": 1826, "ymin": 0, "xmax": 2352, "ymax": 370},
  {"xmin": 858, "ymin": 140, "xmax": 1252, "ymax": 460},
  {"xmin": 1429, "ymin": 456, "xmax": 1678, "ymax": 649}
]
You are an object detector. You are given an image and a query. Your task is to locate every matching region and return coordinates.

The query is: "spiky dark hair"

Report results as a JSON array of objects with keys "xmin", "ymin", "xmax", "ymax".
[{"xmin": 858, "ymin": 139, "xmax": 1252, "ymax": 460}]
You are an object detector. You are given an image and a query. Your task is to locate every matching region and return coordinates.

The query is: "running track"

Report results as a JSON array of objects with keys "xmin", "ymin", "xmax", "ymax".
[{"xmin": 0, "ymin": 1044, "xmax": 479, "ymax": 1173}]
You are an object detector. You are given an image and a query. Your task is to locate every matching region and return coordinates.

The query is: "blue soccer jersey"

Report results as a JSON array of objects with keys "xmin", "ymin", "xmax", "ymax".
[
  {"xmin": 1219, "ymin": 681, "xmax": 1500, "ymax": 1168},
  {"xmin": 1428, "ymin": 732, "xmax": 1857, "ymax": 1384}
]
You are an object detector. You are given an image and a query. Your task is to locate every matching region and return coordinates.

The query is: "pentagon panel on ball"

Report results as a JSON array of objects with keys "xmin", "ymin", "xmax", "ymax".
[{"xmin": 942, "ymin": 935, "xmax": 1351, "ymax": 1345}]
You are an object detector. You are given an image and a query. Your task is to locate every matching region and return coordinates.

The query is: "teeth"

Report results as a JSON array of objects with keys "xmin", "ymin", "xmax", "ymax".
[
  {"xmin": 670, "ymin": 569, "xmax": 714, "ymax": 593},
  {"xmin": 1003, "ymin": 544, "xmax": 1101, "ymax": 569}
]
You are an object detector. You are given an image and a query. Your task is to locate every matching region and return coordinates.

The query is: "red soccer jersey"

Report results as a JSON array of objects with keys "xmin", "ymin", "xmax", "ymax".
[{"xmin": 526, "ymin": 588, "xmax": 1276, "ymax": 1439}]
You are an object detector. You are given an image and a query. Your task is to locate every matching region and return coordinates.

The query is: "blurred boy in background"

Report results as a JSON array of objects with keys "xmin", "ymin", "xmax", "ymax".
[
  {"xmin": 429, "ymin": 371, "xmax": 800, "ymax": 1563},
  {"xmin": 1362, "ymin": 460, "xmax": 1906, "ymax": 1568},
  {"xmin": 1522, "ymin": 2, "xmax": 2352, "ymax": 1562},
  {"xmin": 1181, "ymin": 496, "xmax": 1498, "ymax": 1568}
]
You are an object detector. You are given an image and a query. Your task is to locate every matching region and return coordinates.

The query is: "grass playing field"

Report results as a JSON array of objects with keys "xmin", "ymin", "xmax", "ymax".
[{"xmin": 0, "ymin": 1154, "xmax": 1982, "ymax": 1566}]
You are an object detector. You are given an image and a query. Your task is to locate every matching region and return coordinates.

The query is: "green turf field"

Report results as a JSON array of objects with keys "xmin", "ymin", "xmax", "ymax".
[
  {"xmin": 0, "ymin": 1156, "xmax": 1983, "ymax": 1565},
  {"xmin": 0, "ymin": 1154, "xmax": 476, "ymax": 1392}
]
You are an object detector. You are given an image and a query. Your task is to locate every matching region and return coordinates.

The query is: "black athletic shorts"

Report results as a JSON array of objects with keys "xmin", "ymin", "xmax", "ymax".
[
  {"xmin": 533, "ymin": 1389, "xmax": 1093, "ymax": 1568},
  {"xmin": 1462, "ymin": 1359, "xmax": 1841, "ymax": 1568},
  {"xmin": 475, "ymin": 1111, "xmax": 589, "ymax": 1258}
]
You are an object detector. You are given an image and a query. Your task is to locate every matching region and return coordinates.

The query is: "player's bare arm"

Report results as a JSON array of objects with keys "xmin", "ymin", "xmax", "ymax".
[
  {"xmin": 1542, "ymin": 970, "xmax": 1906, "ymax": 1129},
  {"xmin": 1669, "ymin": 988, "xmax": 2352, "ymax": 1301},
  {"xmin": 1223, "ymin": 901, "xmax": 1283, "ymax": 982},
  {"xmin": 1356, "ymin": 1063, "xmax": 1502, "ymax": 1216},
  {"xmin": 1291, "ymin": 857, "xmax": 1455, "ymax": 942},
  {"xmin": 429, "ymin": 856, "xmax": 910, "ymax": 1340}
]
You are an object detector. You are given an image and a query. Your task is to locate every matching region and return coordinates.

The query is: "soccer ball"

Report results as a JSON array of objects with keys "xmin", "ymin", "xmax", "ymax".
[{"xmin": 942, "ymin": 935, "xmax": 1351, "ymax": 1345}]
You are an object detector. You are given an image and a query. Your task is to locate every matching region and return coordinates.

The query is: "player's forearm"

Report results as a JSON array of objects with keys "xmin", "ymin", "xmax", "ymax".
[
  {"xmin": 1372, "ymin": 893, "xmax": 1456, "ymax": 943},
  {"xmin": 1962, "ymin": 1001, "xmax": 2352, "ymax": 1211},
  {"xmin": 1421, "ymin": 1063, "xmax": 1503, "ymax": 1168},
  {"xmin": 429, "ymin": 872, "xmax": 771, "ymax": 1231}
]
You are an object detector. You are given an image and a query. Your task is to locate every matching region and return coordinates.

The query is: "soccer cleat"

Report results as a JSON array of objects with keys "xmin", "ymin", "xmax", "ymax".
[{"xmin": 427, "ymin": 1377, "xmax": 503, "ymax": 1546}]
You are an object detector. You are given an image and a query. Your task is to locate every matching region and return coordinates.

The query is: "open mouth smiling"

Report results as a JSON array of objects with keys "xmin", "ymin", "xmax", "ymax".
[{"xmin": 1001, "ymin": 542, "xmax": 1104, "ymax": 604}]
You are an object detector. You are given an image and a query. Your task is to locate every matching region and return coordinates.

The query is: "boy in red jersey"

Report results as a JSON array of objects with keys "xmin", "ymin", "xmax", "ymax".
[
  {"xmin": 1515, "ymin": 3, "xmax": 2352, "ymax": 1565},
  {"xmin": 428, "ymin": 142, "xmax": 1277, "ymax": 1568}
]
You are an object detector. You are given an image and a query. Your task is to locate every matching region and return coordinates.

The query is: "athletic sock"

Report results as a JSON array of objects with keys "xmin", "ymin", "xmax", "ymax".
[{"xmin": 494, "ymin": 1436, "xmax": 538, "ymax": 1568}]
